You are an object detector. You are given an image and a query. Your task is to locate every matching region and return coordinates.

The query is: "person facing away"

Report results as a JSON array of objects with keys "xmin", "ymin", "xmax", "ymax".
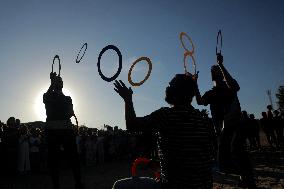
[
  {"xmin": 43, "ymin": 72, "xmax": 84, "ymax": 189},
  {"xmin": 114, "ymin": 74, "xmax": 214, "ymax": 189},
  {"xmin": 194, "ymin": 53, "xmax": 256, "ymax": 188},
  {"xmin": 249, "ymin": 114, "xmax": 261, "ymax": 149}
]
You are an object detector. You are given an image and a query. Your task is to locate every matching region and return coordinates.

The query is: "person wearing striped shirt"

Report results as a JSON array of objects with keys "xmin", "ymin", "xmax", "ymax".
[{"xmin": 114, "ymin": 74, "xmax": 214, "ymax": 189}]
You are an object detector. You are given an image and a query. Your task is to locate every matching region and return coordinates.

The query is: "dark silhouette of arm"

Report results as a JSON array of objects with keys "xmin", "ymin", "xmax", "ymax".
[{"xmin": 217, "ymin": 53, "xmax": 240, "ymax": 92}]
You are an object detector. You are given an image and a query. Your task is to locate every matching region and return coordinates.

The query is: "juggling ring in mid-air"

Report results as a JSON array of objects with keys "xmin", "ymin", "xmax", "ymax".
[
  {"xmin": 76, "ymin": 43, "xmax": 88, "ymax": 63},
  {"xmin": 52, "ymin": 55, "xmax": 61, "ymax": 76},
  {"xmin": 180, "ymin": 32, "xmax": 197, "ymax": 75},
  {"xmin": 180, "ymin": 32, "xmax": 195, "ymax": 55},
  {"xmin": 183, "ymin": 51, "xmax": 197, "ymax": 75},
  {"xmin": 128, "ymin": 57, "xmax": 152, "ymax": 87},
  {"xmin": 216, "ymin": 30, "xmax": 222, "ymax": 55},
  {"xmin": 97, "ymin": 45, "xmax": 122, "ymax": 82}
]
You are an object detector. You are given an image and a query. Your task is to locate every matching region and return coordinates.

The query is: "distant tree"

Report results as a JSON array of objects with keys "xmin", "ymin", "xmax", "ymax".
[{"xmin": 276, "ymin": 86, "xmax": 284, "ymax": 114}]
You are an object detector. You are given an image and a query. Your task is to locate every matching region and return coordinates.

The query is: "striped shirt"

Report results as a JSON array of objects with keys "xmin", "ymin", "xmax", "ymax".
[{"xmin": 131, "ymin": 105, "xmax": 214, "ymax": 189}]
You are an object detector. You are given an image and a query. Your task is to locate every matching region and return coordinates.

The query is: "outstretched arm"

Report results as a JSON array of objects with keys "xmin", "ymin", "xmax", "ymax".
[
  {"xmin": 114, "ymin": 80, "xmax": 137, "ymax": 130},
  {"xmin": 187, "ymin": 72, "xmax": 207, "ymax": 105},
  {"xmin": 217, "ymin": 53, "xmax": 240, "ymax": 92}
]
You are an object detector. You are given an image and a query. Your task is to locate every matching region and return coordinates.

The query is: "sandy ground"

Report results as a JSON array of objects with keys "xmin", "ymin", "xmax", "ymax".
[
  {"xmin": 0, "ymin": 147, "xmax": 284, "ymax": 189},
  {"xmin": 1, "ymin": 131, "xmax": 284, "ymax": 189}
]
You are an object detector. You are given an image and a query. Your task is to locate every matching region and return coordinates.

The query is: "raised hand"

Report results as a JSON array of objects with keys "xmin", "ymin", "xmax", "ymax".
[
  {"xmin": 216, "ymin": 53, "xmax": 223, "ymax": 65},
  {"xmin": 114, "ymin": 80, "xmax": 133, "ymax": 101}
]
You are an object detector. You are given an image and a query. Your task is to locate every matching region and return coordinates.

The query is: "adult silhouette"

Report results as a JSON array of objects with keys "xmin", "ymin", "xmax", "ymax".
[
  {"xmin": 43, "ymin": 72, "xmax": 84, "ymax": 189},
  {"xmin": 114, "ymin": 74, "xmax": 214, "ymax": 189},
  {"xmin": 194, "ymin": 53, "xmax": 256, "ymax": 188}
]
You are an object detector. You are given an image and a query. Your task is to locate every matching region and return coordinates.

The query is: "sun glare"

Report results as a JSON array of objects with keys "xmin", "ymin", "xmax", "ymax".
[{"xmin": 34, "ymin": 87, "xmax": 76, "ymax": 121}]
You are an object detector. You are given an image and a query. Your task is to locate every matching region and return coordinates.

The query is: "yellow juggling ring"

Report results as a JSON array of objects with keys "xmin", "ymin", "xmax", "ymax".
[
  {"xmin": 183, "ymin": 51, "xmax": 196, "ymax": 75},
  {"xmin": 180, "ymin": 32, "xmax": 195, "ymax": 55},
  {"xmin": 128, "ymin": 57, "xmax": 152, "ymax": 87}
]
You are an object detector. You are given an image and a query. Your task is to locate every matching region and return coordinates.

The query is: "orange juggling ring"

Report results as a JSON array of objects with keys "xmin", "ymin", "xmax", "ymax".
[
  {"xmin": 179, "ymin": 32, "xmax": 197, "ymax": 75},
  {"xmin": 128, "ymin": 57, "xmax": 152, "ymax": 87},
  {"xmin": 180, "ymin": 32, "xmax": 195, "ymax": 55},
  {"xmin": 183, "ymin": 51, "xmax": 196, "ymax": 75},
  {"xmin": 131, "ymin": 157, "xmax": 160, "ymax": 180}
]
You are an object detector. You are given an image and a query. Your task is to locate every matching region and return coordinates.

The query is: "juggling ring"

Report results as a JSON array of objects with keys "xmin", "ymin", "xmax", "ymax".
[
  {"xmin": 76, "ymin": 43, "xmax": 88, "ymax": 63},
  {"xmin": 52, "ymin": 55, "xmax": 61, "ymax": 76},
  {"xmin": 131, "ymin": 157, "xmax": 160, "ymax": 180},
  {"xmin": 183, "ymin": 51, "xmax": 197, "ymax": 75},
  {"xmin": 180, "ymin": 32, "xmax": 195, "ymax": 54},
  {"xmin": 128, "ymin": 57, "xmax": 152, "ymax": 87},
  {"xmin": 97, "ymin": 45, "xmax": 122, "ymax": 82},
  {"xmin": 216, "ymin": 30, "xmax": 222, "ymax": 54}
]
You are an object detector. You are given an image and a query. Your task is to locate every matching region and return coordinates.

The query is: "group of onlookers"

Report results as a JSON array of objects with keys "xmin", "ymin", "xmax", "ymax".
[{"xmin": 0, "ymin": 118, "xmax": 157, "ymax": 176}]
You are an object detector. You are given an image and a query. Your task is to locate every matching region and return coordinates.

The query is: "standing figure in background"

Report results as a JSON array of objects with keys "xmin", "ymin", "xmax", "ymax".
[
  {"xmin": 249, "ymin": 114, "xmax": 261, "ymax": 149},
  {"xmin": 43, "ymin": 72, "xmax": 84, "ymax": 189},
  {"xmin": 3, "ymin": 117, "xmax": 18, "ymax": 175},
  {"xmin": 273, "ymin": 110, "xmax": 283, "ymax": 146},
  {"xmin": 17, "ymin": 124, "xmax": 30, "ymax": 174},
  {"xmin": 194, "ymin": 53, "xmax": 256, "ymax": 188},
  {"xmin": 29, "ymin": 127, "xmax": 41, "ymax": 173},
  {"xmin": 266, "ymin": 105, "xmax": 278, "ymax": 148}
]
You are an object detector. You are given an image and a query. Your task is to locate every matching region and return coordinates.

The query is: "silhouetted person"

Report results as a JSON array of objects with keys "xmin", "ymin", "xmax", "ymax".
[
  {"xmin": 266, "ymin": 105, "xmax": 273, "ymax": 120},
  {"xmin": 114, "ymin": 75, "xmax": 214, "ymax": 189},
  {"xmin": 241, "ymin": 111, "xmax": 254, "ymax": 149},
  {"xmin": 194, "ymin": 53, "xmax": 256, "ymax": 188},
  {"xmin": 29, "ymin": 127, "xmax": 41, "ymax": 173},
  {"xmin": 261, "ymin": 111, "xmax": 277, "ymax": 148},
  {"xmin": 249, "ymin": 114, "xmax": 261, "ymax": 149},
  {"xmin": 43, "ymin": 72, "xmax": 83, "ymax": 189},
  {"xmin": 3, "ymin": 117, "xmax": 18, "ymax": 175},
  {"xmin": 273, "ymin": 110, "xmax": 283, "ymax": 146},
  {"xmin": 17, "ymin": 124, "xmax": 30, "ymax": 174}
]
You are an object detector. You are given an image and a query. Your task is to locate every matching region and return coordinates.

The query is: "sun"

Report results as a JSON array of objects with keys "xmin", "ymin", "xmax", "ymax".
[{"xmin": 34, "ymin": 87, "xmax": 76, "ymax": 121}]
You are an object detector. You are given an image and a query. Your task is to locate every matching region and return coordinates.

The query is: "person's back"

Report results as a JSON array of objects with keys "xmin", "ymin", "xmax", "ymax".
[{"xmin": 155, "ymin": 106, "xmax": 213, "ymax": 189}]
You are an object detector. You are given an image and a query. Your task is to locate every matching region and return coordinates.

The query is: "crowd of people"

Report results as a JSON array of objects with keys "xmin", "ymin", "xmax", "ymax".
[
  {"xmin": 242, "ymin": 107, "xmax": 284, "ymax": 150},
  {"xmin": 0, "ymin": 119, "xmax": 157, "ymax": 176}
]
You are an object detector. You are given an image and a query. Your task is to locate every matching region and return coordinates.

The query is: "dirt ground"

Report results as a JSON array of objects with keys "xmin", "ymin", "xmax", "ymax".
[
  {"xmin": 1, "ymin": 132, "xmax": 284, "ymax": 189},
  {"xmin": 1, "ymin": 147, "xmax": 283, "ymax": 189}
]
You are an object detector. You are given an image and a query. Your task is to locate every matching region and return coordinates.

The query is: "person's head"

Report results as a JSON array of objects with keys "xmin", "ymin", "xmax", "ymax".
[
  {"xmin": 211, "ymin": 65, "xmax": 224, "ymax": 82},
  {"xmin": 6, "ymin": 117, "xmax": 16, "ymax": 128},
  {"xmin": 165, "ymin": 74, "xmax": 195, "ymax": 106},
  {"xmin": 15, "ymin": 119, "xmax": 20, "ymax": 127},
  {"xmin": 249, "ymin": 114, "xmax": 255, "ymax": 119},
  {"xmin": 242, "ymin": 110, "xmax": 248, "ymax": 118},
  {"xmin": 267, "ymin": 105, "xmax": 272, "ymax": 111}
]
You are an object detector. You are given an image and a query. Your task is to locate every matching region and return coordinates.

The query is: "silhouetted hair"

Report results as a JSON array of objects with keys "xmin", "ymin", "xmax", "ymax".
[
  {"xmin": 165, "ymin": 74, "xmax": 195, "ymax": 106},
  {"xmin": 249, "ymin": 114, "xmax": 255, "ymax": 119},
  {"xmin": 7, "ymin": 117, "xmax": 16, "ymax": 127},
  {"xmin": 267, "ymin": 105, "xmax": 272, "ymax": 110}
]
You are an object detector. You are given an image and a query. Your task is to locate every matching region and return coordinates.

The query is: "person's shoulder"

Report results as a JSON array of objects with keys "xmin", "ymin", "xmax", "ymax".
[
  {"xmin": 64, "ymin": 95, "xmax": 72, "ymax": 102},
  {"xmin": 149, "ymin": 107, "xmax": 170, "ymax": 117}
]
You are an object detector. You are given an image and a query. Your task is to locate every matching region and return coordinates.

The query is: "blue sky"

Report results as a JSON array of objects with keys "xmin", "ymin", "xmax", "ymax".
[{"xmin": 0, "ymin": 0, "xmax": 283, "ymax": 129}]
